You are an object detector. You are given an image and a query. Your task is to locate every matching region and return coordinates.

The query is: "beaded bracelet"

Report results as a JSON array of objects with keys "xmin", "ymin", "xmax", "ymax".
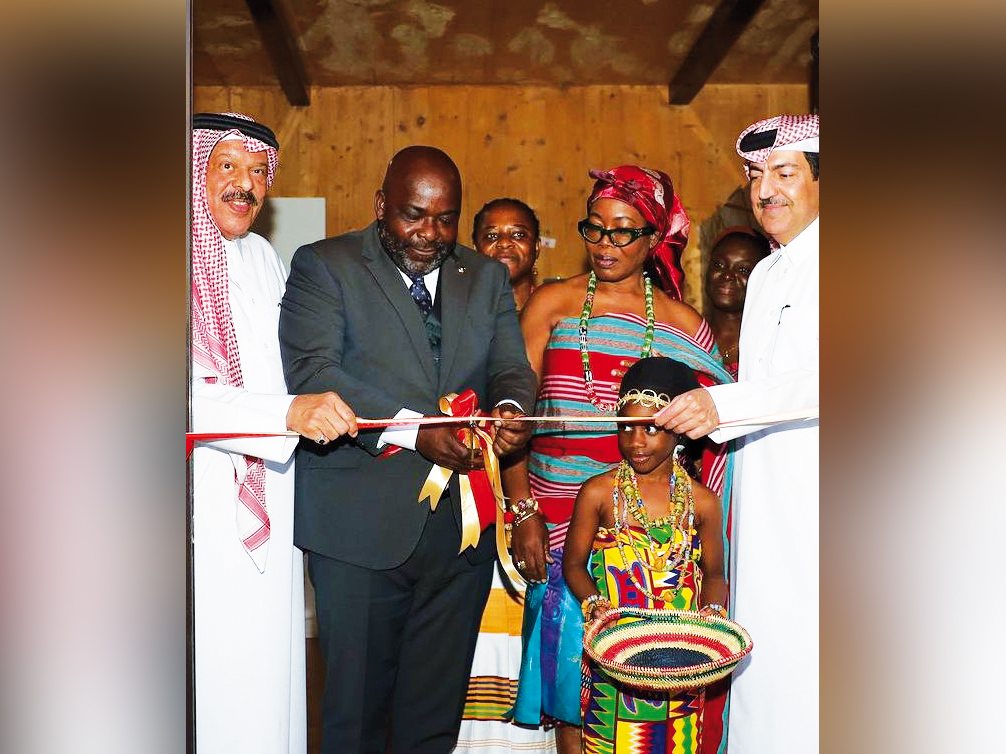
[
  {"xmin": 703, "ymin": 603, "xmax": 728, "ymax": 618},
  {"xmin": 581, "ymin": 594, "xmax": 610, "ymax": 622},
  {"xmin": 512, "ymin": 510, "xmax": 541, "ymax": 528},
  {"xmin": 508, "ymin": 496, "xmax": 540, "ymax": 527},
  {"xmin": 509, "ymin": 496, "xmax": 538, "ymax": 516}
]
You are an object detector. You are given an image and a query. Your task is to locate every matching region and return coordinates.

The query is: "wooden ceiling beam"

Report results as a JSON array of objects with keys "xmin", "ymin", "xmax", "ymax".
[
  {"xmin": 667, "ymin": 0, "xmax": 769, "ymax": 105},
  {"xmin": 244, "ymin": 0, "xmax": 310, "ymax": 106}
]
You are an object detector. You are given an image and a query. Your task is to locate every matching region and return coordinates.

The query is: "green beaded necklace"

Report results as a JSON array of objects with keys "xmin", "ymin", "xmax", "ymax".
[
  {"xmin": 578, "ymin": 272, "xmax": 655, "ymax": 411},
  {"xmin": 611, "ymin": 452, "xmax": 694, "ymax": 602}
]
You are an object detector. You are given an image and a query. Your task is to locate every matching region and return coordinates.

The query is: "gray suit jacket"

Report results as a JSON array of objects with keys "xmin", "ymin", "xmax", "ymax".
[{"xmin": 279, "ymin": 222, "xmax": 537, "ymax": 569}]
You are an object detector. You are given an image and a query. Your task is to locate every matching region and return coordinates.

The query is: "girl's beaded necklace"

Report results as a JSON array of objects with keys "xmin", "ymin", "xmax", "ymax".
[
  {"xmin": 579, "ymin": 272, "xmax": 655, "ymax": 411},
  {"xmin": 610, "ymin": 449, "xmax": 694, "ymax": 604}
]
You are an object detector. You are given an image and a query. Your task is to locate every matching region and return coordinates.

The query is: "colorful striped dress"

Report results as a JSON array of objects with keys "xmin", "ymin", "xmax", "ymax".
[
  {"xmin": 510, "ymin": 314, "xmax": 732, "ymax": 731},
  {"xmin": 453, "ymin": 562, "xmax": 555, "ymax": 753}
]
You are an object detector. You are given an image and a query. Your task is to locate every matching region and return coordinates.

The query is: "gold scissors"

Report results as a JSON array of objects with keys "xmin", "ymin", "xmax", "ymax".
[{"xmin": 468, "ymin": 419, "xmax": 479, "ymax": 465}]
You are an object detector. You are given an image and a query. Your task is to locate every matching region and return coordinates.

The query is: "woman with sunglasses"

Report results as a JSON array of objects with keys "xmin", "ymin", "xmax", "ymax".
[{"xmin": 505, "ymin": 166, "xmax": 735, "ymax": 754}]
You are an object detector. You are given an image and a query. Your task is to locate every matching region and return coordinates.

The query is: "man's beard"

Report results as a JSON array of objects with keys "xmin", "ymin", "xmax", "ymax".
[{"xmin": 377, "ymin": 221, "xmax": 453, "ymax": 276}]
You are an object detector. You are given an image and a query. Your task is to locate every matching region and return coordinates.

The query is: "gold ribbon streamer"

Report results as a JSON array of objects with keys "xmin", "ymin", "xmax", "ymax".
[
  {"xmin": 416, "ymin": 394, "xmax": 465, "ymax": 520},
  {"xmin": 415, "ymin": 393, "xmax": 483, "ymax": 552},
  {"xmin": 415, "ymin": 395, "xmax": 490, "ymax": 551},
  {"xmin": 417, "ymin": 465, "xmax": 452, "ymax": 512},
  {"xmin": 415, "ymin": 394, "xmax": 526, "ymax": 592},
  {"xmin": 456, "ymin": 472, "xmax": 481, "ymax": 553},
  {"xmin": 475, "ymin": 419, "xmax": 526, "ymax": 592}
]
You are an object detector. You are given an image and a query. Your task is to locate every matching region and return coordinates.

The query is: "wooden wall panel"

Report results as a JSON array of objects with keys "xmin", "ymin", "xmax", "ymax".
[{"xmin": 194, "ymin": 83, "xmax": 808, "ymax": 309}]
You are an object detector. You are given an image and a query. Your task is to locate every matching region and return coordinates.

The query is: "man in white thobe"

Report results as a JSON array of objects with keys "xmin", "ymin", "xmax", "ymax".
[
  {"xmin": 189, "ymin": 112, "xmax": 357, "ymax": 753},
  {"xmin": 655, "ymin": 114, "xmax": 819, "ymax": 753}
]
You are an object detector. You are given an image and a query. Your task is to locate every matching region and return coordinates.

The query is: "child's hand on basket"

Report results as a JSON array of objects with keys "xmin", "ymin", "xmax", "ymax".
[
  {"xmin": 590, "ymin": 603, "xmax": 610, "ymax": 623},
  {"xmin": 585, "ymin": 596, "xmax": 611, "ymax": 624},
  {"xmin": 698, "ymin": 603, "xmax": 728, "ymax": 619}
]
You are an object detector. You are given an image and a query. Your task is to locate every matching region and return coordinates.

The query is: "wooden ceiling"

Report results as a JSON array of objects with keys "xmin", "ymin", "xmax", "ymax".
[{"xmin": 193, "ymin": 0, "xmax": 817, "ymax": 102}]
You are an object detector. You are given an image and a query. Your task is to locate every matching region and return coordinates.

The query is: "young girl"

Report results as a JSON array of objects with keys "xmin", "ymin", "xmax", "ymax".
[{"xmin": 562, "ymin": 357, "xmax": 727, "ymax": 754}]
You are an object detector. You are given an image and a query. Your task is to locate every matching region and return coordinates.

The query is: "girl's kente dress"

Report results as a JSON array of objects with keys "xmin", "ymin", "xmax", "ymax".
[{"xmin": 583, "ymin": 485, "xmax": 705, "ymax": 754}]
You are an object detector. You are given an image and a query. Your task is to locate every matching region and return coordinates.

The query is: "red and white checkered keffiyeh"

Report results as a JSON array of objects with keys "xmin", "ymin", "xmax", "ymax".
[
  {"xmin": 191, "ymin": 112, "xmax": 279, "ymax": 572},
  {"xmin": 736, "ymin": 114, "xmax": 819, "ymax": 177}
]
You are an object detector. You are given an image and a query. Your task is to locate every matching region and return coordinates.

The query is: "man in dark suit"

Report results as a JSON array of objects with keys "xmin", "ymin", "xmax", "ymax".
[{"xmin": 279, "ymin": 146, "xmax": 537, "ymax": 754}]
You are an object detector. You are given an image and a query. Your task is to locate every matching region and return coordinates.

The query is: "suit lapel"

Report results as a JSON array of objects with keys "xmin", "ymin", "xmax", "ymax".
[
  {"xmin": 438, "ymin": 254, "xmax": 472, "ymax": 393},
  {"xmin": 361, "ymin": 225, "xmax": 438, "ymax": 389}
]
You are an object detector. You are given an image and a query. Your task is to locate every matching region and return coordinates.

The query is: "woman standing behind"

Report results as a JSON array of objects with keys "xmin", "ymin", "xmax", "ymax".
[
  {"xmin": 704, "ymin": 228, "xmax": 770, "ymax": 378},
  {"xmin": 472, "ymin": 197, "xmax": 541, "ymax": 313},
  {"xmin": 505, "ymin": 166, "xmax": 734, "ymax": 754},
  {"xmin": 453, "ymin": 198, "xmax": 554, "ymax": 754}
]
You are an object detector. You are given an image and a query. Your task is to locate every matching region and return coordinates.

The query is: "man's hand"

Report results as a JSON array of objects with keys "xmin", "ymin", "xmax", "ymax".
[
  {"xmin": 652, "ymin": 388, "xmax": 719, "ymax": 439},
  {"xmin": 286, "ymin": 392, "xmax": 358, "ymax": 445},
  {"xmin": 416, "ymin": 424, "xmax": 485, "ymax": 473},
  {"xmin": 490, "ymin": 405, "xmax": 532, "ymax": 457},
  {"xmin": 510, "ymin": 514, "xmax": 551, "ymax": 584}
]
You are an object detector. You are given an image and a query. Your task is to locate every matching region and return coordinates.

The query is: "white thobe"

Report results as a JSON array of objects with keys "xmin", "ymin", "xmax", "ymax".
[
  {"xmin": 190, "ymin": 231, "xmax": 305, "ymax": 754},
  {"xmin": 706, "ymin": 217, "xmax": 819, "ymax": 753}
]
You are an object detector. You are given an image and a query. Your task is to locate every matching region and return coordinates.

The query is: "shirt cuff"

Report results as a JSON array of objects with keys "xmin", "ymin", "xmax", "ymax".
[
  {"xmin": 377, "ymin": 407, "xmax": 422, "ymax": 451},
  {"xmin": 705, "ymin": 383, "xmax": 763, "ymax": 444}
]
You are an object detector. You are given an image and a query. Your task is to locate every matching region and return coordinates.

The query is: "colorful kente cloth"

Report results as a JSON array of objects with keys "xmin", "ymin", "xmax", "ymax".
[
  {"xmin": 511, "ymin": 313, "xmax": 732, "ymax": 729},
  {"xmin": 453, "ymin": 564, "xmax": 555, "ymax": 753},
  {"xmin": 583, "ymin": 513, "xmax": 705, "ymax": 754}
]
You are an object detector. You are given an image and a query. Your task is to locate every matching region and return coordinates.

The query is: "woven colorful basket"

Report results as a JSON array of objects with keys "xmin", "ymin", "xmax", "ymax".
[{"xmin": 583, "ymin": 607, "xmax": 753, "ymax": 692}]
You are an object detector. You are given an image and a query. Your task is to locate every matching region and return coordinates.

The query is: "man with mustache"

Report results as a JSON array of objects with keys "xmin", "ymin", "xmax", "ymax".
[
  {"xmin": 279, "ymin": 146, "xmax": 537, "ymax": 753},
  {"xmin": 653, "ymin": 114, "xmax": 819, "ymax": 753},
  {"xmin": 190, "ymin": 112, "xmax": 358, "ymax": 754}
]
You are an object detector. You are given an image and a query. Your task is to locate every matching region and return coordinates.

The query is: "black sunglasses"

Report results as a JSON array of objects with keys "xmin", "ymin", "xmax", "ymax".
[{"xmin": 577, "ymin": 219, "xmax": 656, "ymax": 247}]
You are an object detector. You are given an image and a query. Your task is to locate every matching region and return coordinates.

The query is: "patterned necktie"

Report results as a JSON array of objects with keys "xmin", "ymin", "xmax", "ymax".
[{"xmin": 409, "ymin": 274, "xmax": 433, "ymax": 318}]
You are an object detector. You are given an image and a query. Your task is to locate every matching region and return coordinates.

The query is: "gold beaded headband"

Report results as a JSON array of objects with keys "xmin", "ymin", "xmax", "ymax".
[{"xmin": 615, "ymin": 389, "xmax": 672, "ymax": 411}]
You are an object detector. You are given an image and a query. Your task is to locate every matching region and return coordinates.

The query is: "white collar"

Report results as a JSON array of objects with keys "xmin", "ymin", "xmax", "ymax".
[
  {"xmin": 776, "ymin": 215, "xmax": 818, "ymax": 268},
  {"xmin": 397, "ymin": 266, "xmax": 440, "ymax": 298}
]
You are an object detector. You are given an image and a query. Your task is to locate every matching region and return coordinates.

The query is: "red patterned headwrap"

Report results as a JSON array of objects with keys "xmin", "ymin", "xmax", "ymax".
[
  {"xmin": 191, "ymin": 112, "xmax": 279, "ymax": 572},
  {"xmin": 586, "ymin": 165, "xmax": 690, "ymax": 300}
]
